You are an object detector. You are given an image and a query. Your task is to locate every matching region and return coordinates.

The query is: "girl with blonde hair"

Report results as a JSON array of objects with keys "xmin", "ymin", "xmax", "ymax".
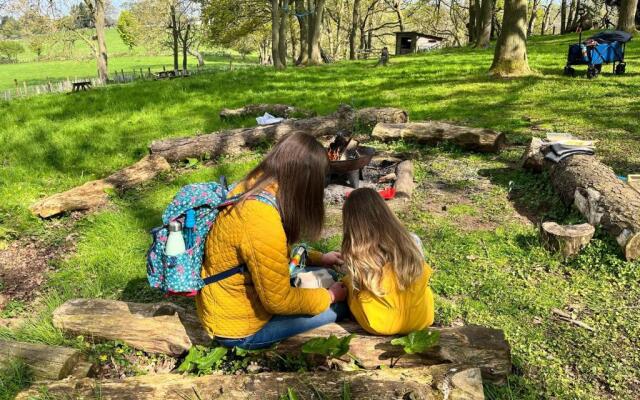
[{"xmin": 341, "ymin": 188, "xmax": 435, "ymax": 335}]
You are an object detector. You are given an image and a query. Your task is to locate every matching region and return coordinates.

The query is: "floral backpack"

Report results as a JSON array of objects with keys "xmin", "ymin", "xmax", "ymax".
[{"xmin": 146, "ymin": 178, "xmax": 277, "ymax": 296}]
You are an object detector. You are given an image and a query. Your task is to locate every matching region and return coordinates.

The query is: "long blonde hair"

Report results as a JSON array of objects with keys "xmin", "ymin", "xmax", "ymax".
[{"xmin": 341, "ymin": 188, "xmax": 424, "ymax": 296}]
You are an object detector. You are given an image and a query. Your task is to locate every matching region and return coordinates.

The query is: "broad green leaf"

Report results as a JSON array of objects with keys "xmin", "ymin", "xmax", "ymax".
[
  {"xmin": 301, "ymin": 334, "xmax": 354, "ymax": 358},
  {"xmin": 177, "ymin": 345, "xmax": 204, "ymax": 373},
  {"xmin": 390, "ymin": 330, "xmax": 440, "ymax": 355},
  {"xmin": 195, "ymin": 347, "xmax": 228, "ymax": 371}
]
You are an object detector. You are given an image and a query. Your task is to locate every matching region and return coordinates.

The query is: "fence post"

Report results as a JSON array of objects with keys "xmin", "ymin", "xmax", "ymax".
[
  {"xmin": 14, "ymin": 79, "xmax": 19, "ymax": 96},
  {"xmin": 148, "ymin": 67, "xmax": 151, "ymax": 78}
]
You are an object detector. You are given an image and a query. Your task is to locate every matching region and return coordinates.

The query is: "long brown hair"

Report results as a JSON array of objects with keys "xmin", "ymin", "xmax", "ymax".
[
  {"xmin": 240, "ymin": 132, "xmax": 328, "ymax": 244},
  {"xmin": 341, "ymin": 188, "xmax": 424, "ymax": 296}
]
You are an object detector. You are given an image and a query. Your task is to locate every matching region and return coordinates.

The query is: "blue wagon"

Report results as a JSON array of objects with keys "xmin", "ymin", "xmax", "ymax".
[{"xmin": 564, "ymin": 30, "xmax": 632, "ymax": 78}]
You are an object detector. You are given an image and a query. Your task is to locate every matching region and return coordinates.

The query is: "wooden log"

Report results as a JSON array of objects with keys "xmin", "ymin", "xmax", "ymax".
[
  {"xmin": 394, "ymin": 160, "xmax": 415, "ymax": 198},
  {"xmin": 540, "ymin": 222, "xmax": 595, "ymax": 258},
  {"xmin": 521, "ymin": 140, "xmax": 640, "ymax": 260},
  {"xmin": 372, "ymin": 122, "xmax": 505, "ymax": 153},
  {"xmin": 30, "ymin": 155, "xmax": 171, "ymax": 218},
  {"xmin": 52, "ymin": 299, "xmax": 511, "ymax": 383},
  {"xmin": 520, "ymin": 137, "xmax": 546, "ymax": 172},
  {"xmin": 354, "ymin": 107, "xmax": 408, "ymax": 129},
  {"xmin": 0, "ymin": 340, "xmax": 81, "ymax": 381},
  {"xmin": 219, "ymin": 104, "xmax": 316, "ymax": 119},
  {"xmin": 16, "ymin": 365, "xmax": 485, "ymax": 400},
  {"xmin": 149, "ymin": 105, "xmax": 407, "ymax": 163}
]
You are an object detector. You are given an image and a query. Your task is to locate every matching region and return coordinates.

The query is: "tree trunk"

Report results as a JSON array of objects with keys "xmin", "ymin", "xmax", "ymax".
[
  {"xmin": 295, "ymin": 0, "xmax": 309, "ymax": 64},
  {"xmin": 50, "ymin": 298, "xmax": 511, "ymax": 384},
  {"xmin": 181, "ymin": 24, "xmax": 190, "ymax": 72},
  {"xmin": 307, "ymin": 0, "xmax": 326, "ymax": 65},
  {"xmin": 372, "ymin": 121, "xmax": 505, "ymax": 153},
  {"xmin": 489, "ymin": 0, "xmax": 531, "ymax": 77},
  {"xmin": 29, "ymin": 156, "xmax": 171, "ymax": 218},
  {"xmin": 617, "ymin": 0, "xmax": 639, "ymax": 33},
  {"xmin": 469, "ymin": 0, "xmax": 478, "ymax": 43},
  {"xmin": 393, "ymin": 0, "xmax": 404, "ymax": 31},
  {"xmin": 540, "ymin": 3, "xmax": 551, "ymax": 34},
  {"xmin": 16, "ymin": 366, "xmax": 486, "ymax": 400},
  {"xmin": 349, "ymin": 0, "xmax": 361, "ymax": 59},
  {"xmin": 476, "ymin": 0, "xmax": 493, "ymax": 47},
  {"xmin": 188, "ymin": 49, "xmax": 204, "ymax": 66},
  {"xmin": 0, "ymin": 340, "xmax": 82, "ymax": 381},
  {"xmin": 278, "ymin": 0, "xmax": 289, "ymax": 66},
  {"xmin": 560, "ymin": 0, "xmax": 567, "ymax": 33},
  {"xmin": 521, "ymin": 139, "xmax": 640, "ymax": 261},
  {"xmin": 527, "ymin": 0, "xmax": 538, "ymax": 36},
  {"xmin": 289, "ymin": 15, "xmax": 297, "ymax": 64},
  {"xmin": 93, "ymin": 0, "xmax": 109, "ymax": 82},
  {"xmin": 566, "ymin": 0, "xmax": 576, "ymax": 30},
  {"xmin": 170, "ymin": 6, "xmax": 179, "ymax": 72},
  {"xmin": 271, "ymin": 0, "xmax": 285, "ymax": 69}
]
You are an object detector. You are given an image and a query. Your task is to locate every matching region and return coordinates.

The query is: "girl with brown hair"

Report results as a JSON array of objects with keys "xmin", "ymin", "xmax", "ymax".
[
  {"xmin": 196, "ymin": 132, "xmax": 347, "ymax": 349},
  {"xmin": 341, "ymin": 188, "xmax": 435, "ymax": 335}
]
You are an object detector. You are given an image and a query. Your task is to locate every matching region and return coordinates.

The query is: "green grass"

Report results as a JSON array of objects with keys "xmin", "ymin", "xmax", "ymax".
[
  {"xmin": 0, "ymin": 28, "xmax": 256, "ymax": 90},
  {"xmin": 1, "ymin": 32, "xmax": 640, "ymax": 399}
]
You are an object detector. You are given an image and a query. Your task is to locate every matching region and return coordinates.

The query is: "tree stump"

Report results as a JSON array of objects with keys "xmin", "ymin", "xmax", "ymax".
[
  {"xmin": 540, "ymin": 222, "xmax": 595, "ymax": 258},
  {"xmin": 372, "ymin": 121, "xmax": 505, "ymax": 153}
]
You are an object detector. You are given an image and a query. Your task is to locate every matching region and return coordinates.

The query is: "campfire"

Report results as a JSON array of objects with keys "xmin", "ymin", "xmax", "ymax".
[{"xmin": 324, "ymin": 134, "xmax": 414, "ymax": 205}]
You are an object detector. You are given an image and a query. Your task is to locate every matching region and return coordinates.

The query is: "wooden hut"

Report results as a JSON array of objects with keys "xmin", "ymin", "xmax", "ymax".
[{"xmin": 394, "ymin": 32, "xmax": 445, "ymax": 55}]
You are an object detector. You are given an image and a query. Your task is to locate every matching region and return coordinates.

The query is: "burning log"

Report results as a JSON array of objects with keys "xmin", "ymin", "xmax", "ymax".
[{"xmin": 522, "ymin": 139, "xmax": 640, "ymax": 261}]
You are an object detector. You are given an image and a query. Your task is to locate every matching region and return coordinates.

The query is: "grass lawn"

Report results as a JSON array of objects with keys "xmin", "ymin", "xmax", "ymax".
[{"xmin": 1, "ymin": 32, "xmax": 640, "ymax": 399}]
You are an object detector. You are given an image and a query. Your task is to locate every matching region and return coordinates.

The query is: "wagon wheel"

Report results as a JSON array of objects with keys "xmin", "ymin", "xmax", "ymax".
[
  {"xmin": 615, "ymin": 63, "xmax": 626, "ymax": 75},
  {"xmin": 587, "ymin": 66, "xmax": 597, "ymax": 79},
  {"xmin": 564, "ymin": 66, "xmax": 576, "ymax": 77}
]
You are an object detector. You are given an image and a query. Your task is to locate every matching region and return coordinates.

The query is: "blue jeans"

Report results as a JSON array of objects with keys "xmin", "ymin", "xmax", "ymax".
[{"xmin": 216, "ymin": 302, "xmax": 349, "ymax": 350}]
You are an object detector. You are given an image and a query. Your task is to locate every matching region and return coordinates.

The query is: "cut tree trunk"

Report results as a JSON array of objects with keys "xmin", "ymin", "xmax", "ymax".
[
  {"xmin": 489, "ymin": 0, "xmax": 531, "ymax": 77},
  {"xmin": 0, "ymin": 340, "xmax": 82, "ymax": 381},
  {"xmin": 16, "ymin": 365, "xmax": 485, "ymax": 400},
  {"xmin": 51, "ymin": 299, "xmax": 511, "ymax": 383},
  {"xmin": 371, "ymin": 122, "xmax": 505, "ymax": 153},
  {"xmin": 521, "ymin": 139, "xmax": 640, "ymax": 260},
  {"xmin": 29, "ymin": 155, "xmax": 170, "ymax": 218},
  {"xmin": 219, "ymin": 104, "xmax": 316, "ymax": 120},
  {"xmin": 150, "ymin": 105, "xmax": 407, "ymax": 162},
  {"xmin": 394, "ymin": 160, "xmax": 415, "ymax": 198},
  {"xmin": 540, "ymin": 221, "xmax": 595, "ymax": 258}
]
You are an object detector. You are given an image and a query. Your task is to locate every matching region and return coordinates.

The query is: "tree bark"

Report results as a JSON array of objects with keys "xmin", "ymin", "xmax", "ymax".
[
  {"xmin": 540, "ymin": 222, "xmax": 595, "ymax": 258},
  {"xmin": 527, "ymin": 0, "xmax": 539, "ymax": 36},
  {"xmin": 521, "ymin": 140, "xmax": 640, "ymax": 261},
  {"xmin": 540, "ymin": 2, "xmax": 552, "ymax": 35},
  {"xmin": 50, "ymin": 298, "xmax": 511, "ymax": 384},
  {"xmin": 476, "ymin": 0, "xmax": 493, "ymax": 47},
  {"xmin": 92, "ymin": 0, "xmax": 109, "ymax": 82},
  {"xmin": 295, "ymin": 0, "xmax": 309, "ymax": 64},
  {"xmin": 560, "ymin": 0, "xmax": 567, "ymax": 33},
  {"xmin": 188, "ymin": 49, "xmax": 204, "ymax": 67},
  {"xmin": 272, "ymin": 0, "xmax": 285, "ymax": 69},
  {"xmin": 150, "ymin": 106, "xmax": 407, "ymax": 162},
  {"xmin": 0, "ymin": 340, "xmax": 82, "ymax": 381},
  {"xmin": 181, "ymin": 24, "xmax": 190, "ymax": 72},
  {"xmin": 170, "ymin": 5, "xmax": 179, "ymax": 72},
  {"xmin": 308, "ymin": 0, "xmax": 326, "ymax": 64},
  {"xmin": 349, "ymin": 0, "xmax": 361, "ymax": 59},
  {"xmin": 489, "ymin": 0, "xmax": 531, "ymax": 77},
  {"xmin": 219, "ymin": 104, "xmax": 316, "ymax": 119},
  {"xmin": 617, "ymin": 0, "xmax": 639, "ymax": 33},
  {"xmin": 278, "ymin": 0, "xmax": 289, "ymax": 66},
  {"xmin": 16, "ymin": 365, "xmax": 486, "ymax": 400},
  {"xmin": 29, "ymin": 155, "xmax": 171, "ymax": 218},
  {"xmin": 371, "ymin": 122, "xmax": 505, "ymax": 153},
  {"xmin": 469, "ymin": 0, "xmax": 478, "ymax": 43}
]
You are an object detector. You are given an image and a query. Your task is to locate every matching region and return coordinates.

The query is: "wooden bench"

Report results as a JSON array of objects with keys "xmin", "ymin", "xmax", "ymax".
[{"xmin": 71, "ymin": 81, "xmax": 92, "ymax": 92}]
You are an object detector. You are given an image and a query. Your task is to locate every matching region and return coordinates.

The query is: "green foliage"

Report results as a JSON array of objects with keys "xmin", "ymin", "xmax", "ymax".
[
  {"xmin": 390, "ymin": 329, "xmax": 440, "ymax": 355},
  {"xmin": 178, "ymin": 345, "xmax": 228, "ymax": 375},
  {"xmin": 279, "ymin": 387, "xmax": 300, "ymax": 400},
  {"xmin": 301, "ymin": 334, "xmax": 354, "ymax": 359},
  {"xmin": 0, "ymin": 40, "xmax": 24, "ymax": 62},
  {"xmin": 0, "ymin": 359, "xmax": 32, "ymax": 400},
  {"xmin": 116, "ymin": 11, "xmax": 140, "ymax": 50}
]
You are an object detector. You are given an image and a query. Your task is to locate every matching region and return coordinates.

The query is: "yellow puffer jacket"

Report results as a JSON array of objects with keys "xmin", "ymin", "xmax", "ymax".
[
  {"xmin": 196, "ymin": 184, "xmax": 331, "ymax": 339},
  {"xmin": 343, "ymin": 263, "xmax": 434, "ymax": 335}
]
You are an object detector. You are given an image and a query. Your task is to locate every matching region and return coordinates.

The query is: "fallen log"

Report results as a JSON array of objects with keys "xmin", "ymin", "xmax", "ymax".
[
  {"xmin": 540, "ymin": 222, "xmax": 595, "ymax": 258},
  {"xmin": 16, "ymin": 365, "xmax": 484, "ymax": 400},
  {"xmin": 522, "ymin": 139, "xmax": 640, "ymax": 260},
  {"xmin": 52, "ymin": 299, "xmax": 511, "ymax": 383},
  {"xmin": 149, "ymin": 105, "xmax": 408, "ymax": 163},
  {"xmin": 0, "ymin": 340, "xmax": 81, "ymax": 380},
  {"xmin": 394, "ymin": 160, "xmax": 415, "ymax": 198},
  {"xmin": 219, "ymin": 104, "xmax": 316, "ymax": 119},
  {"xmin": 372, "ymin": 122, "xmax": 505, "ymax": 153},
  {"xmin": 30, "ymin": 155, "xmax": 171, "ymax": 218}
]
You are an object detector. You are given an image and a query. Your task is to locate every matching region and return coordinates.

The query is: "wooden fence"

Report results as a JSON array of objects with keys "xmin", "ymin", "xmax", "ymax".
[{"xmin": 1, "ymin": 61, "xmax": 257, "ymax": 102}]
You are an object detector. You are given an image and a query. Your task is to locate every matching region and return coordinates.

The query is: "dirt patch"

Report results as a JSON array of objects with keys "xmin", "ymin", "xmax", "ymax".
[{"xmin": 0, "ymin": 236, "xmax": 74, "ymax": 308}]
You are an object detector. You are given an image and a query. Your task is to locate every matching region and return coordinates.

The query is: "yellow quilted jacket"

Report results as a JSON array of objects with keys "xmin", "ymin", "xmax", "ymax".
[
  {"xmin": 343, "ymin": 263, "xmax": 434, "ymax": 335},
  {"xmin": 196, "ymin": 183, "xmax": 331, "ymax": 339}
]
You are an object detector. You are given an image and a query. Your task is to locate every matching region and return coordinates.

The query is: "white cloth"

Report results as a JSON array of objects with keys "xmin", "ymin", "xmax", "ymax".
[{"xmin": 256, "ymin": 112, "xmax": 284, "ymax": 126}]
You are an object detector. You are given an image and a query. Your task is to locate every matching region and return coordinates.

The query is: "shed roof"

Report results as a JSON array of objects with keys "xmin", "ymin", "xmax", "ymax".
[{"xmin": 395, "ymin": 31, "xmax": 445, "ymax": 41}]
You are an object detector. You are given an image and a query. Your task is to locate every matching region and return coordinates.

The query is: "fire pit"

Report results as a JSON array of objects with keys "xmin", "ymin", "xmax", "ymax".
[{"xmin": 328, "ymin": 146, "xmax": 376, "ymax": 189}]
